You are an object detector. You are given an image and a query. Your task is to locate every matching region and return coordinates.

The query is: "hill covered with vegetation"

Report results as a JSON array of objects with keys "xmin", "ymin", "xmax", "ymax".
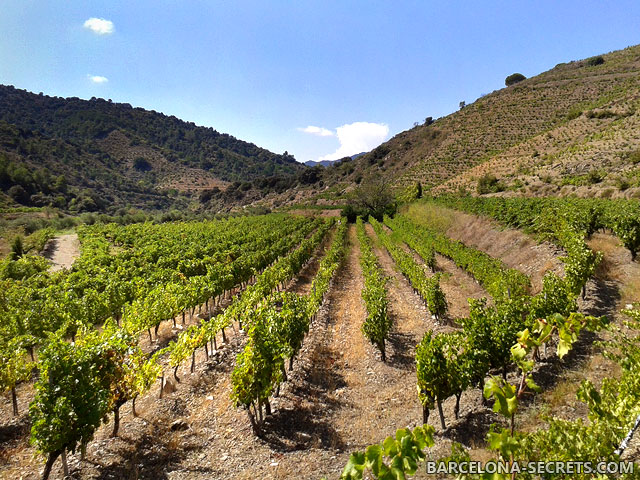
[
  {"xmin": 285, "ymin": 44, "xmax": 640, "ymax": 206},
  {"xmin": 0, "ymin": 85, "xmax": 304, "ymax": 212}
]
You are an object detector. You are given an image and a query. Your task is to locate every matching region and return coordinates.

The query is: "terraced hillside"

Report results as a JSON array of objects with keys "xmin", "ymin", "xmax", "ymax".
[{"xmin": 310, "ymin": 45, "xmax": 640, "ymax": 202}]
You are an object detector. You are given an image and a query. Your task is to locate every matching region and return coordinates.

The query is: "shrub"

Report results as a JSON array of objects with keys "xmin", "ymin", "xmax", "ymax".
[
  {"xmin": 477, "ymin": 174, "xmax": 505, "ymax": 194},
  {"xmin": 396, "ymin": 182, "xmax": 422, "ymax": 204},
  {"xmin": 626, "ymin": 150, "xmax": 640, "ymax": 165},
  {"xmin": 601, "ymin": 188, "xmax": 615, "ymax": 198},
  {"xmin": 133, "ymin": 157, "xmax": 152, "ymax": 171},
  {"xmin": 10, "ymin": 236, "xmax": 23, "ymax": 259},
  {"xmin": 586, "ymin": 56, "xmax": 605, "ymax": 67},
  {"xmin": 7, "ymin": 185, "xmax": 28, "ymax": 203},
  {"xmin": 566, "ymin": 106, "xmax": 583, "ymax": 121},
  {"xmin": 616, "ymin": 177, "xmax": 631, "ymax": 191},
  {"xmin": 587, "ymin": 169, "xmax": 606, "ymax": 184},
  {"xmin": 586, "ymin": 109, "xmax": 616, "ymax": 119},
  {"xmin": 505, "ymin": 73, "xmax": 526, "ymax": 86}
]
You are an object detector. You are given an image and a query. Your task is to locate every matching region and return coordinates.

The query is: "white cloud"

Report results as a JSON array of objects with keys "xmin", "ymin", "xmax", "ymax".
[
  {"xmin": 83, "ymin": 17, "xmax": 114, "ymax": 35},
  {"xmin": 88, "ymin": 75, "xmax": 109, "ymax": 84},
  {"xmin": 298, "ymin": 125, "xmax": 335, "ymax": 137},
  {"xmin": 319, "ymin": 122, "xmax": 389, "ymax": 161}
]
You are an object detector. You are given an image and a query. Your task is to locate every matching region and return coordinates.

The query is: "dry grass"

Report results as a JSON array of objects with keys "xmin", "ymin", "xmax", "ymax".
[
  {"xmin": 588, "ymin": 232, "xmax": 640, "ymax": 305},
  {"xmin": 404, "ymin": 203, "xmax": 454, "ymax": 231},
  {"xmin": 621, "ymin": 276, "xmax": 640, "ymax": 307},
  {"xmin": 589, "ymin": 234, "xmax": 626, "ymax": 280}
]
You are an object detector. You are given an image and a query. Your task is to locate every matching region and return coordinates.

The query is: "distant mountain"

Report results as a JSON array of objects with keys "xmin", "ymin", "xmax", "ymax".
[
  {"xmin": 0, "ymin": 85, "xmax": 305, "ymax": 212},
  {"xmin": 304, "ymin": 160, "xmax": 336, "ymax": 167},
  {"xmin": 304, "ymin": 152, "xmax": 366, "ymax": 168}
]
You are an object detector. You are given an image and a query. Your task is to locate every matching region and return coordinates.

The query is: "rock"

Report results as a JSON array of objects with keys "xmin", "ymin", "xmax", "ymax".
[
  {"xmin": 163, "ymin": 378, "xmax": 177, "ymax": 395},
  {"xmin": 170, "ymin": 419, "xmax": 189, "ymax": 431}
]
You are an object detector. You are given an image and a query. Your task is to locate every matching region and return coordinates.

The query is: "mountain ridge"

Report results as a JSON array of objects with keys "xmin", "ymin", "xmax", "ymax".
[{"xmin": 0, "ymin": 85, "xmax": 305, "ymax": 212}]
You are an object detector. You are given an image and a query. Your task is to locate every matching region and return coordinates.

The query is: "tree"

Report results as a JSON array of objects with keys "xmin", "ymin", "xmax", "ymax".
[
  {"xmin": 505, "ymin": 72, "xmax": 526, "ymax": 86},
  {"xmin": 10, "ymin": 235, "xmax": 24, "ymax": 260},
  {"xmin": 586, "ymin": 56, "xmax": 604, "ymax": 66},
  {"xmin": 8, "ymin": 185, "xmax": 29, "ymax": 203},
  {"xmin": 459, "ymin": 101, "xmax": 466, "ymax": 110},
  {"xmin": 53, "ymin": 175, "xmax": 68, "ymax": 194},
  {"xmin": 345, "ymin": 176, "xmax": 397, "ymax": 222},
  {"xmin": 133, "ymin": 157, "xmax": 152, "ymax": 171}
]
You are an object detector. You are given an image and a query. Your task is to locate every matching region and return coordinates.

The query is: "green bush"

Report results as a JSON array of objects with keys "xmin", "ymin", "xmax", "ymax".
[
  {"xmin": 586, "ymin": 56, "xmax": 605, "ymax": 67},
  {"xmin": 626, "ymin": 150, "xmax": 640, "ymax": 165},
  {"xmin": 133, "ymin": 157, "xmax": 152, "ymax": 171},
  {"xmin": 505, "ymin": 73, "xmax": 526, "ymax": 86},
  {"xmin": 586, "ymin": 109, "xmax": 616, "ymax": 119},
  {"xmin": 566, "ymin": 106, "xmax": 583, "ymax": 121},
  {"xmin": 10, "ymin": 235, "xmax": 23, "ymax": 259},
  {"xmin": 477, "ymin": 174, "xmax": 505, "ymax": 195},
  {"xmin": 616, "ymin": 177, "xmax": 631, "ymax": 191},
  {"xmin": 587, "ymin": 169, "xmax": 606, "ymax": 184}
]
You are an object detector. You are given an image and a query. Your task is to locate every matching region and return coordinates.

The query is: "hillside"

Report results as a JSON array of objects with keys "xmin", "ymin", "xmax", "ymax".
[
  {"xmin": 289, "ymin": 44, "xmax": 640, "ymax": 205},
  {"xmin": 0, "ymin": 85, "xmax": 304, "ymax": 212},
  {"xmin": 5, "ymin": 44, "xmax": 640, "ymax": 214}
]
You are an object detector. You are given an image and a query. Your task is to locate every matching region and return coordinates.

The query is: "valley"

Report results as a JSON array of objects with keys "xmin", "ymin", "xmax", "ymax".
[{"xmin": 1, "ymin": 42, "xmax": 640, "ymax": 480}]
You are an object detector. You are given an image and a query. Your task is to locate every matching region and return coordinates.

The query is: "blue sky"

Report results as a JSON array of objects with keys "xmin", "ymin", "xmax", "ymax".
[{"xmin": 1, "ymin": 1, "xmax": 639, "ymax": 162}]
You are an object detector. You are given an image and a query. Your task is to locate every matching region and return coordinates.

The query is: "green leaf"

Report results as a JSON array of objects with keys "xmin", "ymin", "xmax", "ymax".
[
  {"xmin": 525, "ymin": 376, "xmax": 542, "ymax": 393},
  {"xmin": 389, "ymin": 455, "xmax": 407, "ymax": 480},
  {"xmin": 557, "ymin": 338, "xmax": 571, "ymax": 359},
  {"xmin": 382, "ymin": 435, "xmax": 398, "ymax": 457},
  {"xmin": 412, "ymin": 425, "xmax": 434, "ymax": 449},
  {"xmin": 364, "ymin": 445, "xmax": 382, "ymax": 474},
  {"xmin": 511, "ymin": 342, "xmax": 527, "ymax": 361},
  {"xmin": 340, "ymin": 452, "xmax": 366, "ymax": 480}
]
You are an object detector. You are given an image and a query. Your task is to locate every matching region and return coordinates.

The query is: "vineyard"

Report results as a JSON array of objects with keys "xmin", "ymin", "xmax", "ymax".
[{"xmin": 1, "ymin": 197, "xmax": 639, "ymax": 479}]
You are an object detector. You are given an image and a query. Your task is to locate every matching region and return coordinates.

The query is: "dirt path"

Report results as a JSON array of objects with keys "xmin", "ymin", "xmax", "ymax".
[
  {"xmin": 287, "ymin": 228, "xmax": 335, "ymax": 295},
  {"xmin": 365, "ymin": 223, "xmax": 444, "ymax": 335},
  {"xmin": 433, "ymin": 254, "xmax": 491, "ymax": 319},
  {"xmin": 43, "ymin": 233, "xmax": 80, "ymax": 272},
  {"xmin": 365, "ymin": 224, "xmax": 492, "ymax": 456}
]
